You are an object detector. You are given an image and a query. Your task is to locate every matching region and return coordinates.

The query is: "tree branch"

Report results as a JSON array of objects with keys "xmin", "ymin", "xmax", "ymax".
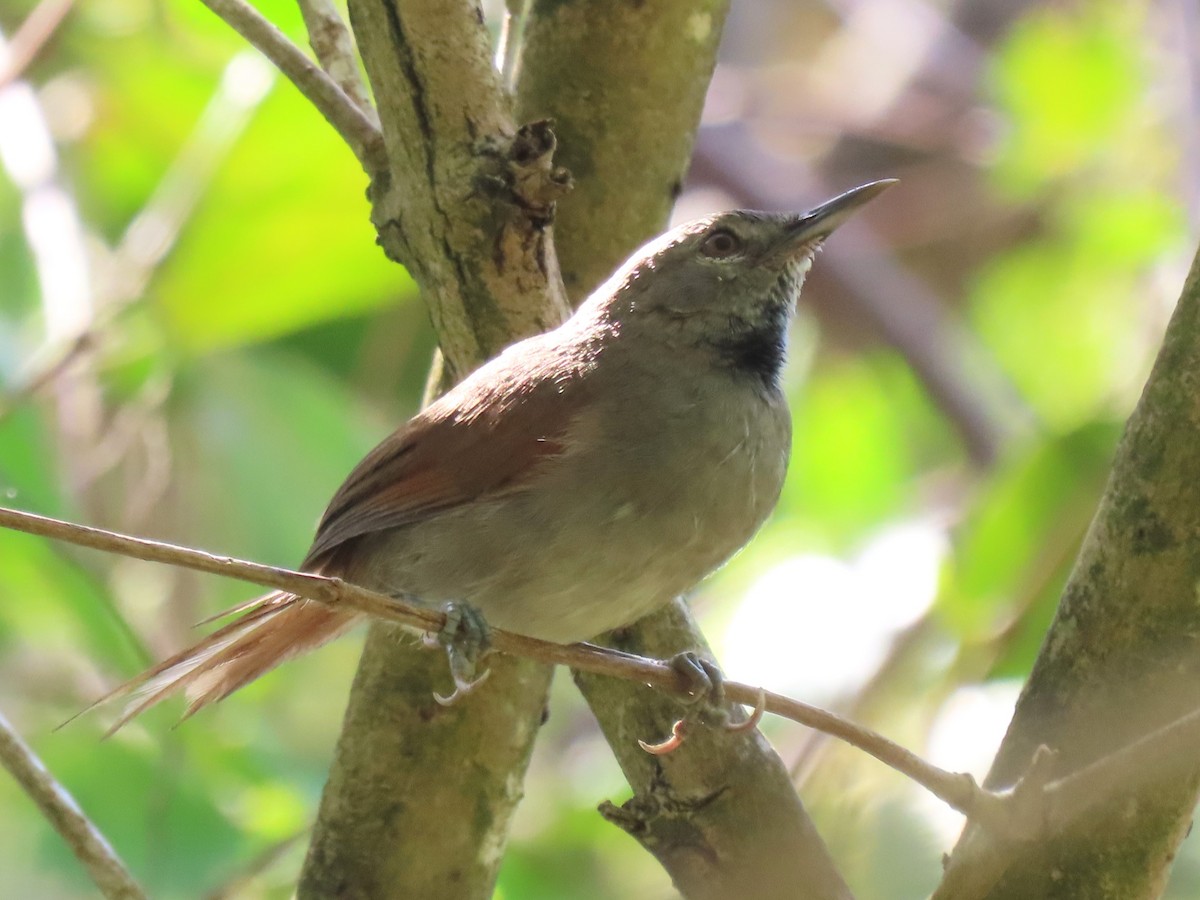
[
  {"xmin": 0, "ymin": 0, "xmax": 75, "ymax": 88},
  {"xmin": 0, "ymin": 506, "xmax": 1035, "ymax": 833},
  {"xmin": 935, "ymin": 237, "xmax": 1200, "ymax": 897},
  {"xmin": 348, "ymin": 0, "xmax": 571, "ymax": 374},
  {"xmin": 580, "ymin": 603, "xmax": 854, "ymax": 900},
  {"xmin": 10, "ymin": 503, "xmax": 1200, "ymax": 864},
  {"xmin": 294, "ymin": 0, "xmax": 376, "ymax": 118},
  {"xmin": 0, "ymin": 708, "xmax": 146, "ymax": 900},
  {"xmin": 0, "ymin": 506, "xmax": 955, "ymax": 802},
  {"xmin": 197, "ymin": 0, "xmax": 384, "ymax": 172},
  {"xmin": 297, "ymin": 1, "xmax": 573, "ymax": 894},
  {"xmin": 515, "ymin": 0, "xmax": 728, "ymax": 305},
  {"xmin": 513, "ymin": 3, "xmax": 854, "ymax": 897}
]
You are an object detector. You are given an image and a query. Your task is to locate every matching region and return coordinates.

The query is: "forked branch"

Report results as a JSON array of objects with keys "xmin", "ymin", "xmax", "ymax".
[{"xmin": 197, "ymin": 0, "xmax": 384, "ymax": 171}]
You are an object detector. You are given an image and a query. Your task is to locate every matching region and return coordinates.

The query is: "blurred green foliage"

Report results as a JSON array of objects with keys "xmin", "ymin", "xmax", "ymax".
[
  {"xmin": 0, "ymin": 0, "xmax": 1195, "ymax": 898},
  {"xmin": 992, "ymin": 3, "xmax": 1145, "ymax": 192}
]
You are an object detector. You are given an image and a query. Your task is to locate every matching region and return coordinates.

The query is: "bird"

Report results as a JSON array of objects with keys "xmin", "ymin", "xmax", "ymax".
[{"xmin": 100, "ymin": 179, "xmax": 894, "ymax": 730}]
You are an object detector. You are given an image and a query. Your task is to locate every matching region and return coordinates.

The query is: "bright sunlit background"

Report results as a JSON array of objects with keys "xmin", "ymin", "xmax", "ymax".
[{"xmin": 1, "ymin": 0, "xmax": 1198, "ymax": 897}]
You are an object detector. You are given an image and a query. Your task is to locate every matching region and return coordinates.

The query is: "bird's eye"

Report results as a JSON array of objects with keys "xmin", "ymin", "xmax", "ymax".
[{"xmin": 700, "ymin": 228, "xmax": 743, "ymax": 258}]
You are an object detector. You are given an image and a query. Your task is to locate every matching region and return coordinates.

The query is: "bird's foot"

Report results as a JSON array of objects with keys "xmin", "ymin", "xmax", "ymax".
[
  {"xmin": 639, "ymin": 652, "xmax": 765, "ymax": 755},
  {"xmin": 431, "ymin": 601, "xmax": 492, "ymax": 706},
  {"xmin": 669, "ymin": 651, "xmax": 730, "ymax": 727}
]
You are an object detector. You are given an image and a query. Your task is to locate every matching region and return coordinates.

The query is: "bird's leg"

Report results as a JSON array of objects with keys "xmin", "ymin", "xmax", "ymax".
[{"xmin": 431, "ymin": 601, "xmax": 492, "ymax": 706}]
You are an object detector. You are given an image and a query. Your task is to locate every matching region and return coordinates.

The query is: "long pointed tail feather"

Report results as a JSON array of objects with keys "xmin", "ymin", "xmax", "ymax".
[{"xmin": 90, "ymin": 591, "xmax": 359, "ymax": 735}]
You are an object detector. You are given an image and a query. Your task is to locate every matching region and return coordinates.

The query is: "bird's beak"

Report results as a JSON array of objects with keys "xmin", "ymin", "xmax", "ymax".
[{"xmin": 786, "ymin": 179, "xmax": 897, "ymax": 245}]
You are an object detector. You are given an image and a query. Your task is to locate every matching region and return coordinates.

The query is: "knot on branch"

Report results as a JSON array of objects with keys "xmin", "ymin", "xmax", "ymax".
[
  {"xmin": 971, "ymin": 743, "xmax": 1058, "ymax": 843},
  {"xmin": 503, "ymin": 119, "xmax": 573, "ymax": 227},
  {"xmin": 598, "ymin": 769, "xmax": 726, "ymax": 860}
]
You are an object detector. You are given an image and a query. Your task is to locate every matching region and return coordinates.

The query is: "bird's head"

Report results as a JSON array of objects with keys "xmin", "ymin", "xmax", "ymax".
[{"xmin": 595, "ymin": 180, "xmax": 895, "ymax": 387}]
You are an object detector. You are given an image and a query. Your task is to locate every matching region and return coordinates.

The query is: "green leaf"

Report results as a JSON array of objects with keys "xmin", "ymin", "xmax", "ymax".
[
  {"xmin": 0, "ymin": 529, "xmax": 147, "ymax": 671},
  {"xmin": 36, "ymin": 736, "xmax": 241, "ymax": 898},
  {"xmin": 969, "ymin": 240, "xmax": 1148, "ymax": 428}
]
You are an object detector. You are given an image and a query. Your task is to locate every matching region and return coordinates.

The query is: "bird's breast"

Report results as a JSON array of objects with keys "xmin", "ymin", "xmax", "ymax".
[
  {"xmin": 346, "ymin": 378, "xmax": 791, "ymax": 645},
  {"xmin": 509, "ymin": 381, "xmax": 791, "ymax": 635}
]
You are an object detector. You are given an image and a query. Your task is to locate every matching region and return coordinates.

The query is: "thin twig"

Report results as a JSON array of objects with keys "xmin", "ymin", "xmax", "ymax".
[
  {"xmin": 294, "ymin": 0, "xmax": 376, "ymax": 118},
  {"xmin": 197, "ymin": 0, "xmax": 384, "ymax": 171},
  {"xmin": 934, "ymin": 704, "xmax": 1200, "ymax": 900},
  {"xmin": 790, "ymin": 613, "xmax": 936, "ymax": 786},
  {"xmin": 6, "ymin": 504, "xmax": 1198, "ymax": 845},
  {"xmin": 0, "ymin": 506, "xmax": 986, "ymax": 809},
  {"xmin": 0, "ymin": 332, "xmax": 93, "ymax": 424},
  {"xmin": 0, "ymin": 709, "xmax": 146, "ymax": 900},
  {"xmin": 0, "ymin": 0, "xmax": 75, "ymax": 88},
  {"xmin": 792, "ymin": 493, "xmax": 1094, "ymax": 788},
  {"xmin": 494, "ymin": 0, "xmax": 528, "ymax": 90},
  {"xmin": 1038, "ymin": 704, "xmax": 1200, "ymax": 833}
]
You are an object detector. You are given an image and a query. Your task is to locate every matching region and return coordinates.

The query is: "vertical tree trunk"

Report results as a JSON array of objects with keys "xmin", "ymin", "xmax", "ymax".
[
  {"xmin": 936, "ymin": 246, "xmax": 1200, "ymax": 897},
  {"xmin": 518, "ymin": 3, "xmax": 851, "ymax": 896},
  {"xmin": 299, "ymin": 1, "xmax": 564, "ymax": 895},
  {"xmin": 301, "ymin": 1, "xmax": 850, "ymax": 897}
]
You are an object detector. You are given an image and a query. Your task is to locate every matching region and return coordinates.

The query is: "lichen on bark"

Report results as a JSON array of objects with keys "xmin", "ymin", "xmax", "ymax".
[{"xmin": 936, "ymin": 247, "xmax": 1200, "ymax": 898}]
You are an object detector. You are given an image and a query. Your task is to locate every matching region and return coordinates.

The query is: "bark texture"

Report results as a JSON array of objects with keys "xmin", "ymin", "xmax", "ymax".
[
  {"xmin": 518, "ymin": 3, "xmax": 850, "ymax": 896},
  {"xmin": 301, "ymin": 637, "xmax": 552, "ymax": 898},
  {"xmin": 301, "ymin": 1, "xmax": 849, "ymax": 897},
  {"xmin": 581, "ymin": 601, "xmax": 853, "ymax": 900},
  {"xmin": 299, "ymin": 2, "xmax": 564, "ymax": 896},
  {"xmin": 516, "ymin": 0, "xmax": 726, "ymax": 304},
  {"xmin": 935, "ymin": 247, "xmax": 1200, "ymax": 897}
]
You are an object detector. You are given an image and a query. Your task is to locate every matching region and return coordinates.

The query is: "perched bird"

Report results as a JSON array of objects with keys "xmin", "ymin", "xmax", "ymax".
[{"xmin": 103, "ymin": 180, "xmax": 894, "ymax": 729}]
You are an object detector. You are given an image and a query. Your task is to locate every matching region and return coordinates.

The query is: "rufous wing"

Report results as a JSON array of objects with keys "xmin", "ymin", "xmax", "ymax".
[
  {"xmin": 93, "ymin": 343, "xmax": 590, "ymax": 730},
  {"xmin": 304, "ymin": 351, "xmax": 588, "ymax": 567}
]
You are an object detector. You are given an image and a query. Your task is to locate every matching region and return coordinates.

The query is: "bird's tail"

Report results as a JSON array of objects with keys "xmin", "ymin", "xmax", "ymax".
[{"xmin": 94, "ymin": 591, "xmax": 359, "ymax": 735}]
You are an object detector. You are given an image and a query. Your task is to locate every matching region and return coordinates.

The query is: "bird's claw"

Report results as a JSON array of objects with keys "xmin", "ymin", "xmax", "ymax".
[
  {"xmin": 638, "ymin": 654, "xmax": 767, "ymax": 755},
  {"xmin": 433, "ymin": 667, "xmax": 492, "ymax": 707},
  {"xmin": 638, "ymin": 719, "xmax": 689, "ymax": 755},
  {"xmin": 431, "ymin": 601, "xmax": 492, "ymax": 706}
]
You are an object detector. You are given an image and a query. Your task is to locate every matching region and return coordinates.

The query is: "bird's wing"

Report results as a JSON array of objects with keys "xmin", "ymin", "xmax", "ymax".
[{"xmin": 303, "ymin": 346, "xmax": 588, "ymax": 567}]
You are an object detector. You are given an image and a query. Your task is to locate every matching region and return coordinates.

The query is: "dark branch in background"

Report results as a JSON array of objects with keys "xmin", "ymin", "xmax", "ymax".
[
  {"xmin": 197, "ymin": 0, "xmax": 384, "ymax": 171},
  {"xmin": 0, "ymin": 708, "xmax": 146, "ymax": 900},
  {"xmin": 688, "ymin": 0, "xmax": 1049, "ymax": 469}
]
